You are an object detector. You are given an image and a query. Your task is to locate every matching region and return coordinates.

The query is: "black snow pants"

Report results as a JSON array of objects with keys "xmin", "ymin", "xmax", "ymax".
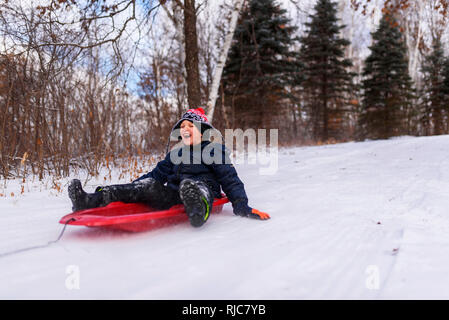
[
  {"xmin": 97, "ymin": 177, "xmax": 183, "ymax": 210},
  {"xmin": 96, "ymin": 177, "xmax": 213, "ymax": 211}
]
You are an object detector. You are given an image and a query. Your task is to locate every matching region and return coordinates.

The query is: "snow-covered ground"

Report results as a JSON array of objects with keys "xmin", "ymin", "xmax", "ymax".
[{"xmin": 1, "ymin": 135, "xmax": 449, "ymax": 299}]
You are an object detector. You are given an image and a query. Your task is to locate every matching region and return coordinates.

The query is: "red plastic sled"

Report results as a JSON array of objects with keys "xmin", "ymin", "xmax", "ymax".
[{"xmin": 59, "ymin": 197, "xmax": 229, "ymax": 232}]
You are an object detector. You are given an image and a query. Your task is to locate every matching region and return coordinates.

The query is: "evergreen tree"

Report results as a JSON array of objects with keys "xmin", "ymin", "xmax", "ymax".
[
  {"xmin": 299, "ymin": 0, "xmax": 355, "ymax": 142},
  {"xmin": 443, "ymin": 57, "xmax": 449, "ymax": 97},
  {"xmin": 441, "ymin": 56, "xmax": 449, "ymax": 133},
  {"xmin": 359, "ymin": 14, "xmax": 414, "ymax": 140},
  {"xmin": 420, "ymin": 37, "xmax": 448, "ymax": 136},
  {"xmin": 221, "ymin": 0, "xmax": 302, "ymax": 129}
]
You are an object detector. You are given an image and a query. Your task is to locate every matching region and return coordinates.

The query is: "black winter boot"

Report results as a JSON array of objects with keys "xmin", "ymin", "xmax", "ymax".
[
  {"xmin": 68, "ymin": 179, "xmax": 104, "ymax": 212},
  {"xmin": 179, "ymin": 179, "xmax": 213, "ymax": 228}
]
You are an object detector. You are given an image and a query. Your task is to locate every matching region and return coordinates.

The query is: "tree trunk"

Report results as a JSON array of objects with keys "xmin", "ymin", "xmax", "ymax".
[
  {"xmin": 184, "ymin": 0, "xmax": 201, "ymax": 108},
  {"xmin": 206, "ymin": 0, "xmax": 245, "ymax": 123},
  {"xmin": 322, "ymin": 73, "xmax": 329, "ymax": 142}
]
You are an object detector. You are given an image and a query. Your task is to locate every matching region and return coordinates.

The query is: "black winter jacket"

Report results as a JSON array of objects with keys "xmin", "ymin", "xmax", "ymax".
[{"xmin": 133, "ymin": 141, "xmax": 250, "ymax": 215}]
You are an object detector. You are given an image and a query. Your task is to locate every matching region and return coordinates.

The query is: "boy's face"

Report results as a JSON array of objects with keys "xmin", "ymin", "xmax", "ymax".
[{"xmin": 180, "ymin": 120, "xmax": 202, "ymax": 145}]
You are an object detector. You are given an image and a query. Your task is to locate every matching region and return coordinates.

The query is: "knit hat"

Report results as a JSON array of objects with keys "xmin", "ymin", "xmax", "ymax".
[
  {"xmin": 171, "ymin": 107, "xmax": 214, "ymax": 135},
  {"xmin": 166, "ymin": 107, "xmax": 220, "ymax": 152}
]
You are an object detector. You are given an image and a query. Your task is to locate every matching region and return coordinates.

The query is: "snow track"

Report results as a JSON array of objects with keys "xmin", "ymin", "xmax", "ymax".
[{"xmin": 1, "ymin": 135, "xmax": 449, "ymax": 299}]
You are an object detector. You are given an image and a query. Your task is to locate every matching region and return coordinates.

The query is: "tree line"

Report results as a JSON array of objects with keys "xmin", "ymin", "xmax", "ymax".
[
  {"xmin": 218, "ymin": 0, "xmax": 449, "ymax": 143},
  {"xmin": 1, "ymin": 0, "xmax": 449, "ymax": 180}
]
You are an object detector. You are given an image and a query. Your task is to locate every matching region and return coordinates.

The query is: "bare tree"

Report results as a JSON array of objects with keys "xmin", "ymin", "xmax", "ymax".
[
  {"xmin": 183, "ymin": 0, "xmax": 202, "ymax": 108},
  {"xmin": 206, "ymin": 0, "xmax": 245, "ymax": 123}
]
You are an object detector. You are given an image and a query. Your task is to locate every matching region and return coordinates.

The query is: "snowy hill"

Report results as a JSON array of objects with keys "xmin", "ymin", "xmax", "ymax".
[{"xmin": 1, "ymin": 135, "xmax": 449, "ymax": 299}]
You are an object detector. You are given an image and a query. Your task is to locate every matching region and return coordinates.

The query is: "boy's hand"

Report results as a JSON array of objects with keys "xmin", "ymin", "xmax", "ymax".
[
  {"xmin": 248, "ymin": 208, "xmax": 270, "ymax": 220},
  {"xmin": 234, "ymin": 202, "xmax": 270, "ymax": 220}
]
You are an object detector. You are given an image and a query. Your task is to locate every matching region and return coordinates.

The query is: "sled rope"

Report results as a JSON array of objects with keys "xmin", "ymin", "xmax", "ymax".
[{"xmin": 0, "ymin": 218, "xmax": 75, "ymax": 259}]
